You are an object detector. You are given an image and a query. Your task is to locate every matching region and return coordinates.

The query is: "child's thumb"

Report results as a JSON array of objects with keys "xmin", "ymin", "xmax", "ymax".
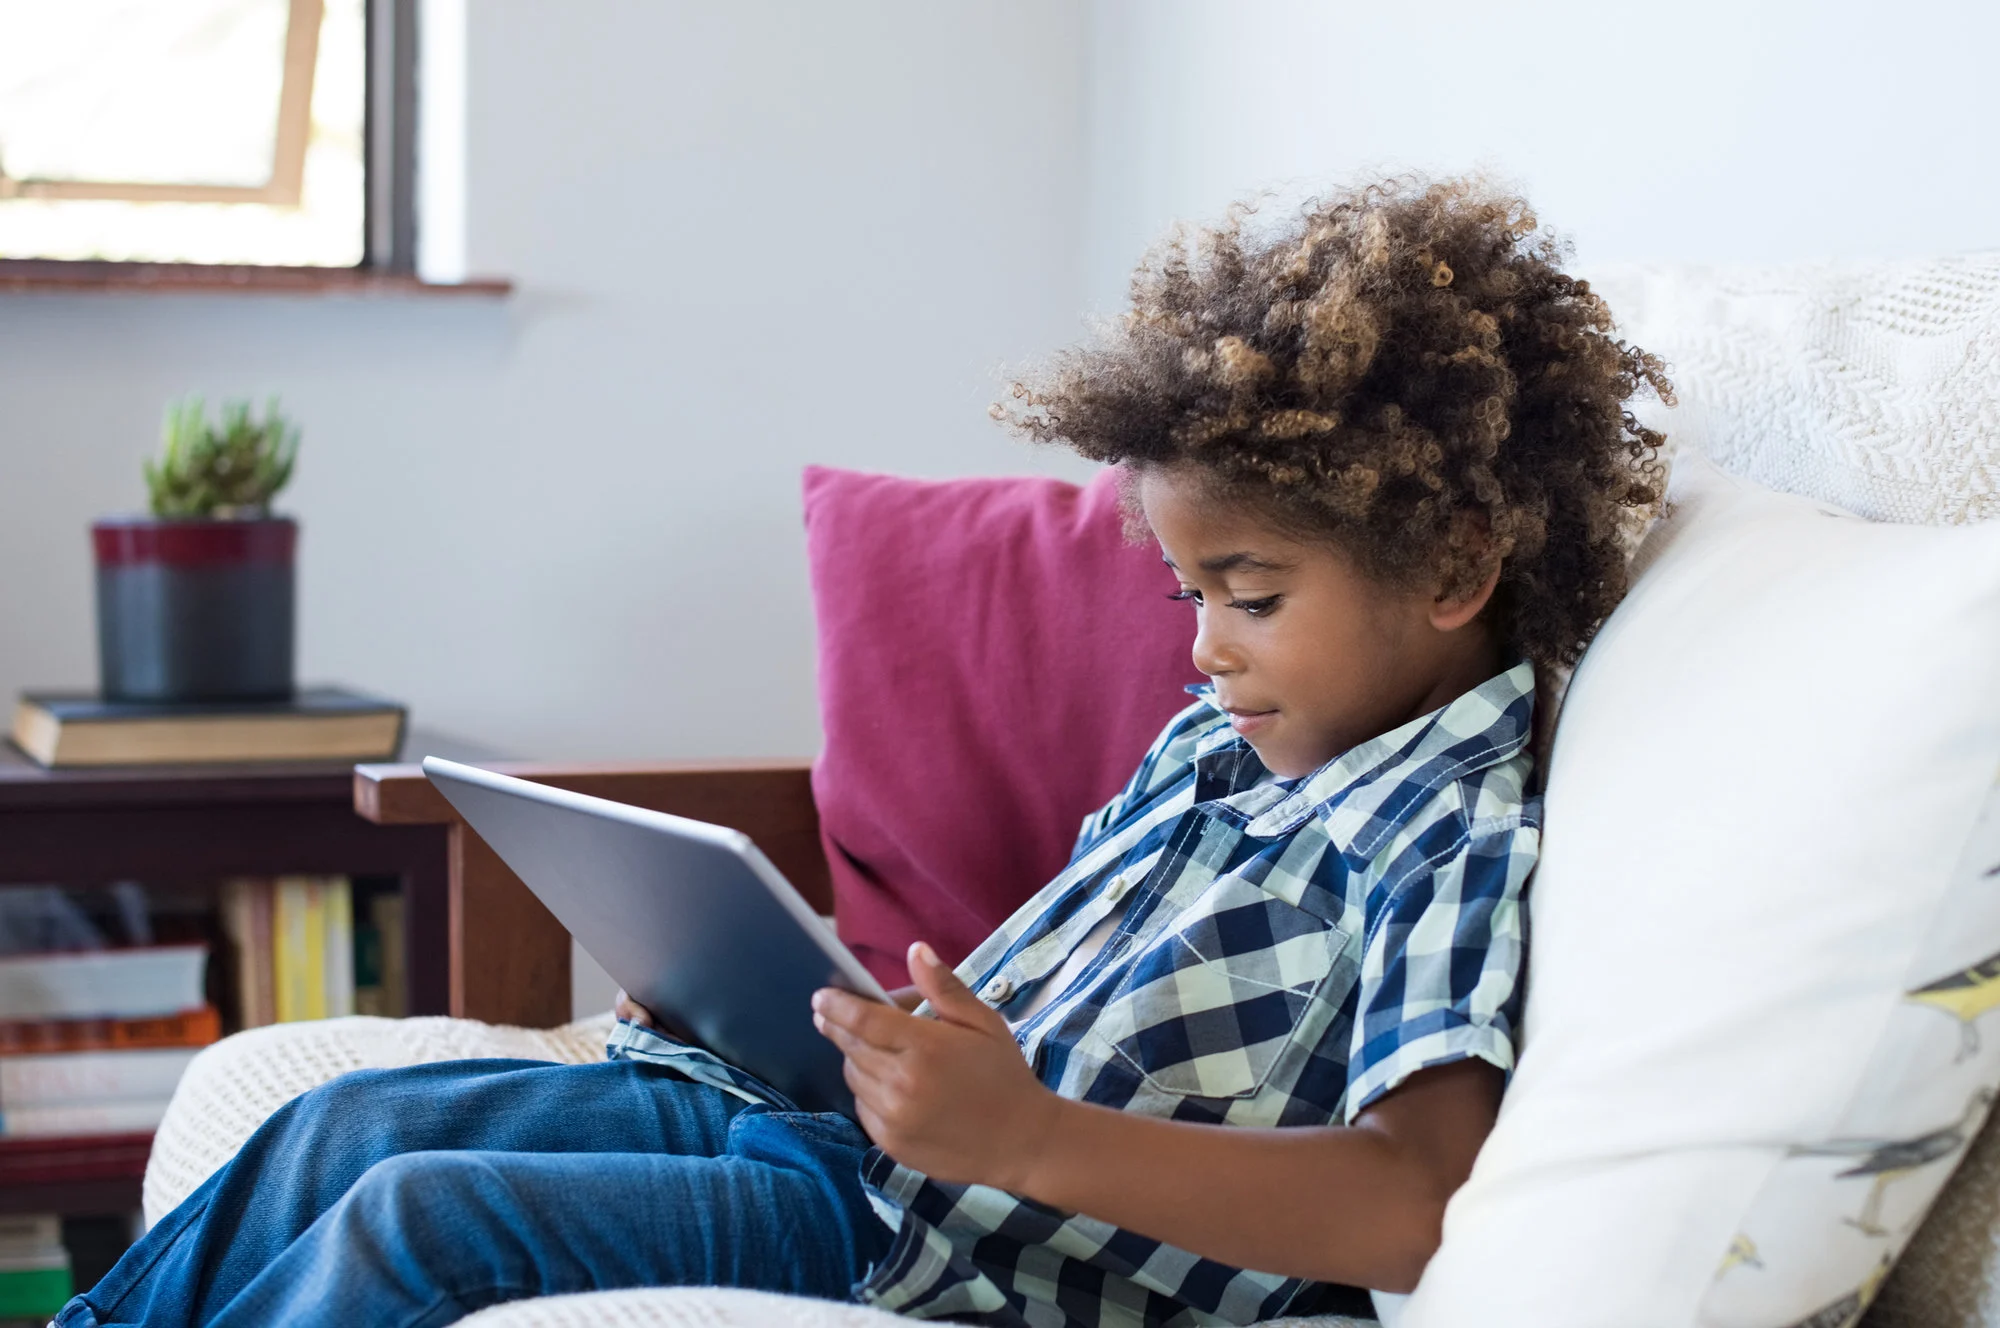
[{"xmin": 907, "ymin": 942, "xmax": 997, "ymax": 1028}]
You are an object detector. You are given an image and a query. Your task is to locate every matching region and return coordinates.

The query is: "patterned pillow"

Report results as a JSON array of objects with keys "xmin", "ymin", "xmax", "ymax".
[
  {"xmin": 1396, "ymin": 453, "xmax": 2000, "ymax": 1327},
  {"xmin": 1584, "ymin": 257, "xmax": 2000, "ymax": 1326},
  {"xmin": 1590, "ymin": 255, "xmax": 2000, "ymax": 528}
]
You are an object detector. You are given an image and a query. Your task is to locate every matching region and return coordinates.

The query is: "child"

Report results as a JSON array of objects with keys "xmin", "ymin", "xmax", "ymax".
[{"xmin": 58, "ymin": 176, "xmax": 1666, "ymax": 1328}]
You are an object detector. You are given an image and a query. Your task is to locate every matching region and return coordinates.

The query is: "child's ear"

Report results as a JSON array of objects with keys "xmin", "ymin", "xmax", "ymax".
[
  {"xmin": 1429, "ymin": 514, "xmax": 1504, "ymax": 632},
  {"xmin": 1430, "ymin": 555, "xmax": 1503, "ymax": 632}
]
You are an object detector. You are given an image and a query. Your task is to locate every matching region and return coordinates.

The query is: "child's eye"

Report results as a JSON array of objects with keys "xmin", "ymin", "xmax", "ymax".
[
  {"xmin": 1228, "ymin": 595, "xmax": 1281, "ymax": 617},
  {"xmin": 1166, "ymin": 588, "xmax": 1202, "ymax": 605}
]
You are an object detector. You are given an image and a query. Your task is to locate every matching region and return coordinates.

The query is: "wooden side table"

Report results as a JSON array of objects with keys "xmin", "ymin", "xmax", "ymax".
[{"xmin": 0, "ymin": 737, "xmax": 829, "ymax": 1223}]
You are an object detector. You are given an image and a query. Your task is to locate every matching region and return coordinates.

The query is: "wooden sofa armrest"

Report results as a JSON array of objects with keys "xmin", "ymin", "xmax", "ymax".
[{"xmin": 354, "ymin": 759, "xmax": 824, "ymax": 1029}]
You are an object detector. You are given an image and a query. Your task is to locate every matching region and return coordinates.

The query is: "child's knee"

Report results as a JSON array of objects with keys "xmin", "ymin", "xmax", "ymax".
[{"xmin": 342, "ymin": 1152, "xmax": 496, "ymax": 1233}]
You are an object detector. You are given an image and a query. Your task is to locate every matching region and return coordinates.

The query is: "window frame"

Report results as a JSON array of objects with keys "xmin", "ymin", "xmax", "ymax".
[
  {"xmin": 364, "ymin": 0, "xmax": 416, "ymax": 273},
  {"xmin": 0, "ymin": 0, "xmax": 327, "ymax": 208},
  {"xmin": 0, "ymin": 0, "xmax": 482, "ymax": 291}
]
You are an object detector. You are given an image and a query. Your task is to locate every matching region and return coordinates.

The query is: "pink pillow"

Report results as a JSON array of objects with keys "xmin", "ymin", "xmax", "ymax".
[{"xmin": 803, "ymin": 466, "xmax": 1205, "ymax": 986}]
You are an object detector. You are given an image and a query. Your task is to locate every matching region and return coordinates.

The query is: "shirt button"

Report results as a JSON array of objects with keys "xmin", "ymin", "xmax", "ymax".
[
  {"xmin": 1105, "ymin": 873, "xmax": 1131, "ymax": 901},
  {"xmin": 982, "ymin": 976, "xmax": 1016, "ymax": 1003}
]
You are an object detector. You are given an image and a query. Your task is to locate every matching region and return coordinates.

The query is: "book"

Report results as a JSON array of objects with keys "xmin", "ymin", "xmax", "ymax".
[
  {"xmin": 324, "ymin": 877, "xmax": 355, "ymax": 1019},
  {"xmin": 9, "ymin": 687, "xmax": 405, "ymax": 768},
  {"xmin": 0, "ymin": 1215, "xmax": 70, "ymax": 1320},
  {"xmin": 378, "ymin": 891, "xmax": 407, "ymax": 1016},
  {"xmin": 0, "ymin": 1132, "xmax": 153, "ymax": 1185},
  {"xmin": 220, "ymin": 879, "xmax": 276, "ymax": 1028},
  {"xmin": 0, "ymin": 1047, "xmax": 203, "ymax": 1108},
  {"xmin": 0, "ymin": 1214, "xmax": 62, "ymax": 1257},
  {"xmin": 0, "ymin": 946, "xmax": 207, "ymax": 1021},
  {"xmin": 354, "ymin": 889, "xmax": 406, "ymax": 1018},
  {"xmin": 0, "ymin": 1097, "xmax": 171, "ymax": 1138},
  {"xmin": 0, "ymin": 1263, "xmax": 72, "ymax": 1319},
  {"xmin": 0, "ymin": 1005, "xmax": 220, "ymax": 1055},
  {"xmin": 273, "ymin": 878, "xmax": 317, "ymax": 1023}
]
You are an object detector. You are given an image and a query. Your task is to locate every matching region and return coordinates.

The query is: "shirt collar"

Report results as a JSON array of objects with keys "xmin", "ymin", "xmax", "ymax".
[{"xmin": 1183, "ymin": 660, "xmax": 1536, "ymax": 839}]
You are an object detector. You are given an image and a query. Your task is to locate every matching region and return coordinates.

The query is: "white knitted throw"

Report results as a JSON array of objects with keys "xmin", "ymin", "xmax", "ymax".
[
  {"xmin": 148, "ymin": 1015, "xmax": 1364, "ymax": 1328},
  {"xmin": 143, "ymin": 1013, "xmax": 618, "ymax": 1226}
]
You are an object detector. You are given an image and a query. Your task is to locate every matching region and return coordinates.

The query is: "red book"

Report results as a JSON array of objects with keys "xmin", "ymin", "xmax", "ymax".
[
  {"xmin": 0, "ymin": 1006, "xmax": 220, "ymax": 1056},
  {"xmin": 0, "ymin": 1132, "xmax": 152, "ymax": 1185}
]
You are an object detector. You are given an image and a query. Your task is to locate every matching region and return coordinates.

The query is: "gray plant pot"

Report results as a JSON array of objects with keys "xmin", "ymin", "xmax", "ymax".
[{"xmin": 92, "ymin": 517, "xmax": 297, "ymax": 702}]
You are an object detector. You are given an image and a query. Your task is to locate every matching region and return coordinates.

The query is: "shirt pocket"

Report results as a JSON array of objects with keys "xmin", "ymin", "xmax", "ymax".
[{"xmin": 1083, "ymin": 872, "xmax": 1354, "ymax": 1101}]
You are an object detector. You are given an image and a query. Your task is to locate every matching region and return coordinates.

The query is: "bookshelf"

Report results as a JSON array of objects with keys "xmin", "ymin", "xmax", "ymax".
[{"xmin": 0, "ymin": 728, "xmax": 498, "ymax": 1251}]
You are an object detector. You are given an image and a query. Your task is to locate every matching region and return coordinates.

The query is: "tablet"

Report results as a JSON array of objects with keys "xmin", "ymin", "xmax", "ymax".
[{"xmin": 421, "ymin": 756, "xmax": 893, "ymax": 1117}]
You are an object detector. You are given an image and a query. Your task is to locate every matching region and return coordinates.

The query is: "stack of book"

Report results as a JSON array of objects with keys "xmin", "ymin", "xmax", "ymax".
[
  {"xmin": 0, "ymin": 1215, "xmax": 70, "ymax": 1321},
  {"xmin": 221, "ymin": 877, "xmax": 405, "ymax": 1025},
  {"xmin": 0, "ymin": 946, "xmax": 215, "ymax": 1139}
]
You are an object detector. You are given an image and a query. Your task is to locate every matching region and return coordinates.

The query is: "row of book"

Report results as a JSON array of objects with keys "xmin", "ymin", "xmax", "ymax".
[
  {"xmin": 220, "ymin": 876, "xmax": 407, "ymax": 1025},
  {"xmin": 0, "ymin": 877, "xmax": 406, "ymax": 1141}
]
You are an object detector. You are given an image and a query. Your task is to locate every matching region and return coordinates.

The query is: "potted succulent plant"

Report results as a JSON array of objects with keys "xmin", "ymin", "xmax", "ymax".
[{"xmin": 93, "ymin": 397, "xmax": 302, "ymax": 702}]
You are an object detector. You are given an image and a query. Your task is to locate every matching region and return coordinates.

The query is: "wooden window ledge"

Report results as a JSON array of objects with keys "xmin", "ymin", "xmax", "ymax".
[{"xmin": 0, "ymin": 261, "xmax": 511, "ymax": 297}]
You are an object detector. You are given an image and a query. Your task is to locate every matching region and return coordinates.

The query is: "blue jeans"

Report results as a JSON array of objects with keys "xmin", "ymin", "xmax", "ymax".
[{"xmin": 56, "ymin": 1057, "xmax": 890, "ymax": 1328}]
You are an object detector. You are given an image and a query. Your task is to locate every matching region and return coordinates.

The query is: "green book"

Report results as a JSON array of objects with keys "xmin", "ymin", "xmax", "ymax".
[
  {"xmin": 0, "ymin": 1216, "xmax": 72, "ymax": 1319},
  {"xmin": 0, "ymin": 1264, "xmax": 74, "ymax": 1317}
]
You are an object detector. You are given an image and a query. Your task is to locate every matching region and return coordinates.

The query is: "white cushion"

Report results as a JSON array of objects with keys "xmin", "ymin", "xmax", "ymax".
[{"xmin": 1401, "ymin": 453, "xmax": 2000, "ymax": 1326}]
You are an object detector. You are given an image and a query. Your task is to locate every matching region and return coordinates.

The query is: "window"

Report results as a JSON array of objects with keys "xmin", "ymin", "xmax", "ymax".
[{"xmin": 0, "ymin": 0, "xmax": 403, "ymax": 269}]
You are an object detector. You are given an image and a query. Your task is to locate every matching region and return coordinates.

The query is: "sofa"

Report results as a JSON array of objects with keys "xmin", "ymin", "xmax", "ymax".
[{"xmin": 140, "ymin": 254, "xmax": 2000, "ymax": 1327}]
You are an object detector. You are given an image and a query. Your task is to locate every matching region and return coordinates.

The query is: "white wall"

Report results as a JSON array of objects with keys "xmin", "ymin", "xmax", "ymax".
[
  {"xmin": 1083, "ymin": 0, "xmax": 2000, "ymax": 310},
  {"xmin": 0, "ymin": 0, "xmax": 1091, "ymax": 769}
]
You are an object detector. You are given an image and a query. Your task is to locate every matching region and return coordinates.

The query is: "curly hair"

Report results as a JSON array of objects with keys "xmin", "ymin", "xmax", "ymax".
[{"xmin": 995, "ymin": 175, "xmax": 1672, "ymax": 670}]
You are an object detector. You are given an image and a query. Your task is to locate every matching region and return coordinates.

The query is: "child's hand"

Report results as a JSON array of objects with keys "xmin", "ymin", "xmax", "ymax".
[
  {"xmin": 613, "ymin": 990, "xmax": 706, "ymax": 1050},
  {"xmin": 813, "ymin": 942, "xmax": 1062, "ymax": 1190},
  {"xmin": 613, "ymin": 989, "xmax": 658, "ymax": 1029}
]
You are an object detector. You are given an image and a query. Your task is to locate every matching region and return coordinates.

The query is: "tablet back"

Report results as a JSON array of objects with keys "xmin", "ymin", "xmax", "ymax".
[{"xmin": 421, "ymin": 756, "xmax": 889, "ymax": 1116}]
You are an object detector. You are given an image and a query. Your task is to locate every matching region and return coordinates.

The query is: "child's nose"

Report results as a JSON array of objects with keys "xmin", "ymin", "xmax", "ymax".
[{"xmin": 1191, "ymin": 616, "xmax": 1240, "ymax": 678}]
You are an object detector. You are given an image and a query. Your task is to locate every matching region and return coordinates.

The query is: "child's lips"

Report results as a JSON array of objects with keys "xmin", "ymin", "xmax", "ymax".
[{"xmin": 1224, "ymin": 706, "xmax": 1279, "ymax": 735}]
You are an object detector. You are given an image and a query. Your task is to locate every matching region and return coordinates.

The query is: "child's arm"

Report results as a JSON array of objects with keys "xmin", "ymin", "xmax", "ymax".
[
  {"xmin": 1005, "ymin": 1056, "xmax": 1496, "ymax": 1294},
  {"xmin": 813, "ymin": 944, "xmax": 1498, "ymax": 1295}
]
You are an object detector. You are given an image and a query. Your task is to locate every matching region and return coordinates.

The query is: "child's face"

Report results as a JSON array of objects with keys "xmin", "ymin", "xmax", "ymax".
[{"xmin": 1139, "ymin": 467, "xmax": 1500, "ymax": 779}]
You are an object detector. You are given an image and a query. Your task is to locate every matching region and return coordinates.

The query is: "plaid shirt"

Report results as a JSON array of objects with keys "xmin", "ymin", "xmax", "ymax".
[{"xmin": 611, "ymin": 662, "xmax": 1539, "ymax": 1328}]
